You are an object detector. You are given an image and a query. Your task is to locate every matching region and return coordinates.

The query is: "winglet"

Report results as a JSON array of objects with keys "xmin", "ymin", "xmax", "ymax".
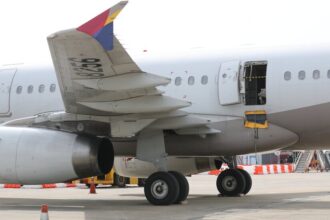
[{"xmin": 77, "ymin": 1, "xmax": 128, "ymax": 51}]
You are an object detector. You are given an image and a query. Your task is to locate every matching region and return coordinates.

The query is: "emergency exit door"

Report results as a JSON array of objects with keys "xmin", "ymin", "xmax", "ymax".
[
  {"xmin": 0, "ymin": 69, "xmax": 16, "ymax": 115},
  {"xmin": 218, "ymin": 61, "xmax": 240, "ymax": 105}
]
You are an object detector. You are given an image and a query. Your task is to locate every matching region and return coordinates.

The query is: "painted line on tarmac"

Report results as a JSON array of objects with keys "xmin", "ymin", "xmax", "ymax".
[{"xmin": 0, "ymin": 205, "xmax": 84, "ymax": 209}]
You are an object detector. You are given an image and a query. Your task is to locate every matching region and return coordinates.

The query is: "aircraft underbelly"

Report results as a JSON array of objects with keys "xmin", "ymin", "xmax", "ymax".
[
  {"xmin": 268, "ymin": 101, "xmax": 330, "ymax": 148},
  {"xmin": 112, "ymin": 119, "xmax": 298, "ymax": 157}
]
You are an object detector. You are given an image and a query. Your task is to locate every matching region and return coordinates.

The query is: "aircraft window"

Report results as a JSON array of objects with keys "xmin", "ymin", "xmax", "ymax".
[
  {"xmin": 298, "ymin": 71, "xmax": 306, "ymax": 80},
  {"xmin": 328, "ymin": 70, "xmax": 330, "ymax": 79},
  {"xmin": 39, "ymin": 84, "xmax": 45, "ymax": 93},
  {"xmin": 27, "ymin": 85, "xmax": 33, "ymax": 94},
  {"xmin": 284, "ymin": 71, "xmax": 291, "ymax": 81},
  {"xmin": 16, "ymin": 86, "xmax": 22, "ymax": 94},
  {"xmin": 313, "ymin": 70, "xmax": 320, "ymax": 79},
  {"xmin": 201, "ymin": 75, "xmax": 208, "ymax": 85},
  {"xmin": 50, "ymin": 84, "xmax": 56, "ymax": 92},
  {"xmin": 188, "ymin": 76, "xmax": 195, "ymax": 85},
  {"xmin": 175, "ymin": 77, "xmax": 182, "ymax": 86}
]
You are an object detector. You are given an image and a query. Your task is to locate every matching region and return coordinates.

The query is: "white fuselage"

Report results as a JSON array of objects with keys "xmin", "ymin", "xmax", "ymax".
[{"xmin": 2, "ymin": 44, "xmax": 330, "ymax": 149}]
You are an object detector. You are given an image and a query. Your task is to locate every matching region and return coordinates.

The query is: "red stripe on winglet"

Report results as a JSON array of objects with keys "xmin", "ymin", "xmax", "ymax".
[{"xmin": 77, "ymin": 9, "xmax": 110, "ymax": 36}]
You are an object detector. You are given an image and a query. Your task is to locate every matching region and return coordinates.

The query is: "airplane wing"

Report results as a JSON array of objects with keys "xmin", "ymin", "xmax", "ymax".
[
  {"xmin": 4, "ymin": 1, "xmax": 222, "ymax": 137},
  {"xmin": 48, "ymin": 1, "xmax": 189, "ymax": 116}
]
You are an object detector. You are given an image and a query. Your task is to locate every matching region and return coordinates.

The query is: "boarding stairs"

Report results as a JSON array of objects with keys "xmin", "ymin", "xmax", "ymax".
[
  {"xmin": 294, "ymin": 150, "xmax": 314, "ymax": 173},
  {"xmin": 317, "ymin": 150, "xmax": 330, "ymax": 171},
  {"xmin": 326, "ymin": 152, "xmax": 330, "ymax": 171}
]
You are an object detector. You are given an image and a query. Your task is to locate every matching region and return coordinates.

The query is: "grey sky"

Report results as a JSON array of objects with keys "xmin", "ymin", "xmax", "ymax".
[{"xmin": 0, "ymin": 0, "xmax": 329, "ymax": 64}]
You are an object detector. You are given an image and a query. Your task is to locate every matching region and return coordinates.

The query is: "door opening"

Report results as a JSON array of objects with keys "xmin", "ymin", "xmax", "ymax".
[
  {"xmin": 244, "ymin": 61, "xmax": 267, "ymax": 105},
  {"xmin": 0, "ymin": 69, "xmax": 16, "ymax": 115}
]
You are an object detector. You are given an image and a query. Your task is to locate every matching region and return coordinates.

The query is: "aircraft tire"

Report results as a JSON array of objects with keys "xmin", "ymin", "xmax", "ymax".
[
  {"xmin": 144, "ymin": 171, "xmax": 179, "ymax": 205},
  {"xmin": 236, "ymin": 168, "xmax": 252, "ymax": 195},
  {"xmin": 169, "ymin": 171, "xmax": 189, "ymax": 203},
  {"xmin": 216, "ymin": 169, "xmax": 246, "ymax": 196},
  {"xmin": 114, "ymin": 173, "xmax": 126, "ymax": 188}
]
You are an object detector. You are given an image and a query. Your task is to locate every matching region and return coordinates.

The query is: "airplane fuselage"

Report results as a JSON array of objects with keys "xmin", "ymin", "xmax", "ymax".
[{"xmin": 1, "ymin": 44, "xmax": 330, "ymax": 156}]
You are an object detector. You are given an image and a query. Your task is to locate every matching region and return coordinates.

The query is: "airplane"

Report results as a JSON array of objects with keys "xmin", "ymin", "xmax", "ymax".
[{"xmin": 0, "ymin": 1, "xmax": 329, "ymax": 205}]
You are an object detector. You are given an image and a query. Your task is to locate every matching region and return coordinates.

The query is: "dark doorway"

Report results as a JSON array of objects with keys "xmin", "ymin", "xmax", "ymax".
[{"xmin": 244, "ymin": 62, "xmax": 267, "ymax": 105}]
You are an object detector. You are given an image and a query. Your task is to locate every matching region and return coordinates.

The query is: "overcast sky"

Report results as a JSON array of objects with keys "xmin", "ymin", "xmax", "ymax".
[{"xmin": 0, "ymin": 0, "xmax": 330, "ymax": 64}]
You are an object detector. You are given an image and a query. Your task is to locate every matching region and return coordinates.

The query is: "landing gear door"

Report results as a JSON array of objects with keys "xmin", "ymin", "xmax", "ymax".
[
  {"xmin": 0, "ymin": 69, "xmax": 16, "ymax": 115},
  {"xmin": 218, "ymin": 61, "xmax": 241, "ymax": 105}
]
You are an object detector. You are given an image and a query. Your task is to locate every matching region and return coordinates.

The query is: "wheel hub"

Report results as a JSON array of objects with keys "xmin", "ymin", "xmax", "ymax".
[
  {"xmin": 222, "ymin": 175, "xmax": 237, "ymax": 191},
  {"xmin": 151, "ymin": 180, "xmax": 168, "ymax": 199}
]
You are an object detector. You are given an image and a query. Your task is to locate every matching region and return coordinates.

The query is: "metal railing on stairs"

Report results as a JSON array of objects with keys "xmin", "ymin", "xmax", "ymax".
[{"xmin": 294, "ymin": 150, "xmax": 314, "ymax": 173}]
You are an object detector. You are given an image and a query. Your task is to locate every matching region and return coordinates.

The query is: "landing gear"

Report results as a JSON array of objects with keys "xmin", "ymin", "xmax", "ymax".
[
  {"xmin": 113, "ymin": 173, "xmax": 126, "ymax": 188},
  {"xmin": 136, "ymin": 131, "xmax": 190, "ymax": 205},
  {"xmin": 236, "ymin": 168, "xmax": 252, "ymax": 195},
  {"xmin": 169, "ymin": 171, "xmax": 189, "ymax": 204},
  {"xmin": 216, "ymin": 169, "xmax": 246, "ymax": 196},
  {"xmin": 216, "ymin": 168, "xmax": 252, "ymax": 196},
  {"xmin": 144, "ymin": 171, "xmax": 189, "ymax": 205}
]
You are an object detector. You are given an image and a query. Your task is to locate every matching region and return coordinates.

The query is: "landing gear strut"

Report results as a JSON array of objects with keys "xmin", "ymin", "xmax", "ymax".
[
  {"xmin": 144, "ymin": 171, "xmax": 189, "ymax": 205},
  {"xmin": 137, "ymin": 131, "xmax": 190, "ymax": 205}
]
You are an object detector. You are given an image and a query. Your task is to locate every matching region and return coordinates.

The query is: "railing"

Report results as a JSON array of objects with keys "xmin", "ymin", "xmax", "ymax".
[
  {"xmin": 305, "ymin": 150, "xmax": 315, "ymax": 171},
  {"xmin": 325, "ymin": 152, "xmax": 330, "ymax": 170},
  {"xmin": 293, "ymin": 151, "xmax": 303, "ymax": 171}
]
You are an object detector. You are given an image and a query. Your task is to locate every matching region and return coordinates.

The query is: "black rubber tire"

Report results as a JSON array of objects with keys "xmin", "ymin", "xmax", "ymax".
[
  {"xmin": 216, "ymin": 169, "xmax": 246, "ymax": 196},
  {"xmin": 144, "ymin": 172, "xmax": 180, "ymax": 205},
  {"xmin": 169, "ymin": 171, "xmax": 189, "ymax": 203},
  {"xmin": 236, "ymin": 168, "xmax": 252, "ymax": 195},
  {"xmin": 114, "ymin": 173, "xmax": 126, "ymax": 188}
]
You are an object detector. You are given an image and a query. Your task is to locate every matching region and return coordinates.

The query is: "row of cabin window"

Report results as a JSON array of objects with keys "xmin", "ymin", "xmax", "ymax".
[
  {"xmin": 284, "ymin": 70, "xmax": 330, "ymax": 81},
  {"xmin": 174, "ymin": 75, "xmax": 208, "ymax": 86},
  {"xmin": 16, "ymin": 84, "xmax": 56, "ymax": 94}
]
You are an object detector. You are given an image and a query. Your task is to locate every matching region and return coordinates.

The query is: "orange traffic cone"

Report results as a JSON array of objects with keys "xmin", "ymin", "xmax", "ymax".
[
  {"xmin": 40, "ymin": 204, "xmax": 49, "ymax": 220},
  {"xmin": 89, "ymin": 178, "xmax": 96, "ymax": 194}
]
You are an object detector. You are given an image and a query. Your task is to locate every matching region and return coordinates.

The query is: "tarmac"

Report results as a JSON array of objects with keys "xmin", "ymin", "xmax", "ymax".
[{"xmin": 0, "ymin": 173, "xmax": 329, "ymax": 220}]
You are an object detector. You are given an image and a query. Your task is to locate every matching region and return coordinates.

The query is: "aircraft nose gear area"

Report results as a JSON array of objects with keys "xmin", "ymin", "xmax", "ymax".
[
  {"xmin": 216, "ymin": 169, "xmax": 252, "ymax": 196},
  {"xmin": 144, "ymin": 171, "xmax": 189, "ymax": 205}
]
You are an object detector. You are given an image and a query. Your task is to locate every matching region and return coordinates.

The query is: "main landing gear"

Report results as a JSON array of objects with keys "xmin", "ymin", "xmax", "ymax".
[
  {"xmin": 144, "ymin": 171, "xmax": 189, "ymax": 205},
  {"xmin": 216, "ymin": 168, "xmax": 252, "ymax": 196}
]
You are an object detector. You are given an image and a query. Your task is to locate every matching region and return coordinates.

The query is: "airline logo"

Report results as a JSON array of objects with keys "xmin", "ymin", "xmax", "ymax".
[{"xmin": 77, "ymin": 1, "xmax": 128, "ymax": 51}]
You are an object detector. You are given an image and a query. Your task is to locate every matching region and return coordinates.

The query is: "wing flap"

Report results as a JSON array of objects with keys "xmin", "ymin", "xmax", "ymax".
[
  {"xmin": 74, "ymin": 72, "xmax": 170, "ymax": 91},
  {"xmin": 79, "ymin": 96, "xmax": 190, "ymax": 114}
]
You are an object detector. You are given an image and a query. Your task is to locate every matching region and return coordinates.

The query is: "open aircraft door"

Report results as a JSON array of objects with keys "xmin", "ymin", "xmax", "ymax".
[
  {"xmin": 218, "ymin": 61, "xmax": 241, "ymax": 105},
  {"xmin": 0, "ymin": 69, "xmax": 16, "ymax": 116}
]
